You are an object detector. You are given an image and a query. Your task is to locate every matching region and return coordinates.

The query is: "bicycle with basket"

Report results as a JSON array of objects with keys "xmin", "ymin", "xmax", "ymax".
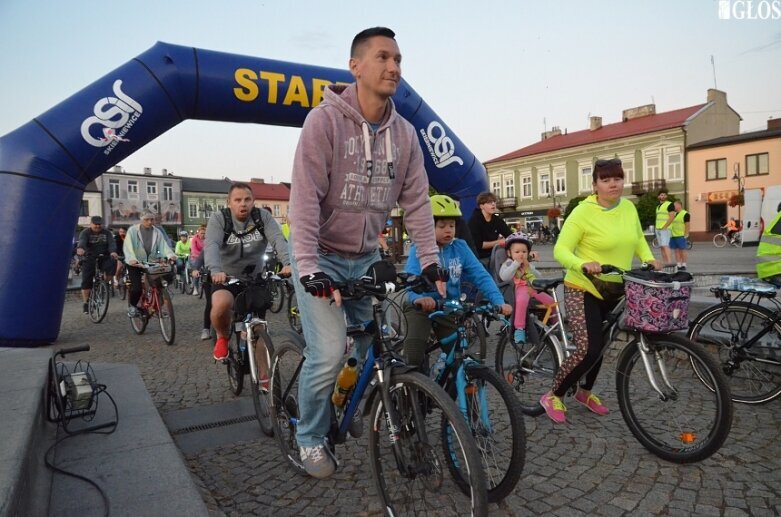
[{"xmin": 497, "ymin": 264, "xmax": 734, "ymax": 463}]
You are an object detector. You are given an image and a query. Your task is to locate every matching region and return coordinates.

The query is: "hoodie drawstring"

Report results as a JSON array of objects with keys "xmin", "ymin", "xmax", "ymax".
[{"xmin": 361, "ymin": 121, "xmax": 395, "ymax": 179}]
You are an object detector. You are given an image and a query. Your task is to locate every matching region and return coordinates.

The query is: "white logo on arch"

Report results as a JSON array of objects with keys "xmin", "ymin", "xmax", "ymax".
[
  {"xmin": 81, "ymin": 80, "xmax": 143, "ymax": 153},
  {"xmin": 420, "ymin": 120, "xmax": 463, "ymax": 169}
]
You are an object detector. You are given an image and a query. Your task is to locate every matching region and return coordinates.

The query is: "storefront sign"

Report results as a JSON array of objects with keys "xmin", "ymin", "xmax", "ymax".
[{"xmin": 707, "ymin": 190, "xmax": 739, "ymax": 203}]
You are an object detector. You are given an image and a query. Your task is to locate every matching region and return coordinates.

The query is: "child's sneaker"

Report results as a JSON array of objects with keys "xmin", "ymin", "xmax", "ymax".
[
  {"xmin": 540, "ymin": 391, "xmax": 566, "ymax": 423},
  {"xmin": 513, "ymin": 329, "xmax": 526, "ymax": 343},
  {"xmin": 575, "ymin": 390, "xmax": 609, "ymax": 415}
]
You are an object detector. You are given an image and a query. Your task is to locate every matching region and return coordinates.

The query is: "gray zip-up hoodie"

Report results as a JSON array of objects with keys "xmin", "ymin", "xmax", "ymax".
[{"xmin": 289, "ymin": 82, "xmax": 438, "ymax": 277}]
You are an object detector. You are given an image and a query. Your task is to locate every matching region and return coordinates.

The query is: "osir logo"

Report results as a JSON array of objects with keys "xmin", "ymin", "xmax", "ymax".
[
  {"xmin": 420, "ymin": 121, "xmax": 463, "ymax": 169},
  {"xmin": 81, "ymin": 80, "xmax": 143, "ymax": 154}
]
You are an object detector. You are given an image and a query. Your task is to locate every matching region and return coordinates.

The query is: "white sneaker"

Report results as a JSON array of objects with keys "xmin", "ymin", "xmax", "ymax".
[
  {"xmin": 200, "ymin": 329, "xmax": 211, "ymax": 340},
  {"xmin": 299, "ymin": 444, "xmax": 336, "ymax": 479},
  {"xmin": 192, "ymin": 288, "xmax": 199, "ymax": 296}
]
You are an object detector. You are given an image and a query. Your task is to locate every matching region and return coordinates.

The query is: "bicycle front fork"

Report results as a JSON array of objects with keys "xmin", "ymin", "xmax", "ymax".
[
  {"xmin": 455, "ymin": 362, "xmax": 491, "ymax": 432},
  {"xmin": 637, "ymin": 334, "xmax": 678, "ymax": 401}
]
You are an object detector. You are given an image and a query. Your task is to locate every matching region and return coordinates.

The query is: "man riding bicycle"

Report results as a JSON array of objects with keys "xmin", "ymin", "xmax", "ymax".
[
  {"xmin": 204, "ymin": 182, "xmax": 291, "ymax": 362},
  {"xmin": 123, "ymin": 209, "xmax": 177, "ymax": 318},
  {"xmin": 76, "ymin": 215, "xmax": 118, "ymax": 314}
]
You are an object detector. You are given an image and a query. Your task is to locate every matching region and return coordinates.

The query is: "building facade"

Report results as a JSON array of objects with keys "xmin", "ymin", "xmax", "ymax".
[
  {"xmin": 484, "ymin": 90, "xmax": 740, "ymax": 231},
  {"xmin": 686, "ymin": 119, "xmax": 781, "ymax": 238},
  {"xmin": 101, "ymin": 167, "xmax": 183, "ymax": 229},
  {"xmin": 180, "ymin": 177, "xmax": 232, "ymax": 232},
  {"xmin": 249, "ymin": 179, "xmax": 291, "ymax": 224}
]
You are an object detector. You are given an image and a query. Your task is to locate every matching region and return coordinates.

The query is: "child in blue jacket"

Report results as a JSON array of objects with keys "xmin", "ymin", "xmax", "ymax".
[{"xmin": 403, "ymin": 195, "xmax": 512, "ymax": 368}]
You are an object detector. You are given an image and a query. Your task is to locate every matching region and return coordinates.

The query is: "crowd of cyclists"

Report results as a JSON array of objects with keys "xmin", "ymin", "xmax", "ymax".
[{"xmin": 67, "ymin": 28, "xmax": 781, "ymax": 510}]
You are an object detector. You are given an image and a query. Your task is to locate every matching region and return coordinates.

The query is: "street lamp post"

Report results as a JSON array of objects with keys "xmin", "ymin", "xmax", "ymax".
[{"xmin": 732, "ymin": 162, "xmax": 744, "ymax": 226}]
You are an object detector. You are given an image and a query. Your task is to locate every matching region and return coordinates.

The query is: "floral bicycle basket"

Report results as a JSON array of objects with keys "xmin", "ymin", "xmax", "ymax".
[{"xmin": 621, "ymin": 270, "xmax": 694, "ymax": 333}]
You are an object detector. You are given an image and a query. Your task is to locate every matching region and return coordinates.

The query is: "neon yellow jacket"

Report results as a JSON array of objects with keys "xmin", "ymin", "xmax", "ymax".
[
  {"xmin": 554, "ymin": 195, "xmax": 655, "ymax": 299},
  {"xmin": 671, "ymin": 209, "xmax": 689, "ymax": 238},
  {"xmin": 756, "ymin": 211, "xmax": 781, "ymax": 280}
]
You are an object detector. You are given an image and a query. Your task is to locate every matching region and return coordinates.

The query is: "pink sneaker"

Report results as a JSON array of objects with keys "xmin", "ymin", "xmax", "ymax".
[
  {"xmin": 540, "ymin": 391, "xmax": 567, "ymax": 423},
  {"xmin": 575, "ymin": 390, "xmax": 609, "ymax": 415}
]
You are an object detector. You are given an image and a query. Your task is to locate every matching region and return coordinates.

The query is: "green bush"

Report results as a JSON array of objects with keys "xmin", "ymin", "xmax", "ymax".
[{"xmin": 563, "ymin": 196, "xmax": 587, "ymax": 220}]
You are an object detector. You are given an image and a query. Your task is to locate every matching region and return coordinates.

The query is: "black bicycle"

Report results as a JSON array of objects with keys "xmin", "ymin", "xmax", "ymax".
[
  {"xmin": 86, "ymin": 254, "xmax": 111, "ymax": 324},
  {"xmin": 223, "ymin": 273, "xmax": 276, "ymax": 436},
  {"xmin": 270, "ymin": 268, "xmax": 488, "ymax": 515},
  {"xmin": 688, "ymin": 277, "xmax": 781, "ymax": 404}
]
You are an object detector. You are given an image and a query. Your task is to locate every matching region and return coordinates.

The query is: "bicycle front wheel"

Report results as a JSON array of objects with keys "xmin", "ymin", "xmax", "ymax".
[
  {"xmin": 448, "ymin": 364, "xmax": 525, "ymax": 503},
  {"xmin": 615, "ymin": 333, "xmax": 733, "ymax": 463},
  {"xmin": 250, "ymin": 325, "xmax": 275, "ymax": 437},
  {"xmin": 287, "ymin": 291, "xmax": 302, "ymax": 333},
  {"xmin": 157, "ymin": 288, "xmax": 176, "ymax": 345},
  {"xmin": 713, "ymin": 233, "xmax": 727, "ymax": 247},
  {"xmin": 495, "ymin": 323, "xmax": 559, "ymax": 416},
  {"xmin": 270, "ymin": 333, "xmax": 306, "ymax": 473},
  {"xmin": 89, "ymin": 280, "xmax": 110, "ymax": 323},
  {"xmin": 368, "ymin": 371, "xmax": 488, "ymax": 516},
  {"xmin": 269, "ymin": 281, "xmax": 285, "ymax": 313},
  {"xmin": 688, "ymin": 301, "xmax": 781, "ymax": 404}
]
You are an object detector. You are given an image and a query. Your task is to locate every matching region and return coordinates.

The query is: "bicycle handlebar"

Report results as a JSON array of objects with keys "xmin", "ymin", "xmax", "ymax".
[{"xmin": 334, "ymin": 273, "xmax": 423, "ymax": 300}]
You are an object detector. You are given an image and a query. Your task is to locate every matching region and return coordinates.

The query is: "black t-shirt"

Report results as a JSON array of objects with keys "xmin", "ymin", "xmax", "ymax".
[{"xmin": 468, "ymin": 210, "xmax": 512, "ymax": 260}]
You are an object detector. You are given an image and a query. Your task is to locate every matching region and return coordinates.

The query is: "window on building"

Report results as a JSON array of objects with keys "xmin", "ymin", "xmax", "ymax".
[
  {"xmin": 146, "ymin": 182, "xmax": 157, "ymax": 195},
  {"xmin": 706, "ymin": 158, "xmax": 727, "ymax": 180},
  {"xmin": 746, "ymin": 153, "xmax": 769, "ymax": 176},
  {"xmin": 645, "ymin": 153, "xmax": 661, "ymax": 180},
  {"xmin": 580, "ymin": 167, "xmax": 592, "ymax": 193},
  {"xmin": 189, "ymin": 203, "xmax": 198, "ymax": 218},
  {"xmin": 491, "ymin": 178, "xmax": 501, "ymax": 198},
  {"xmin": 127, "ymin": 180, "xmax": 139, "ymax": 199},
  {"xmin": 274, "ymin": 204, "xmax": 280, "ymax": 216},
  {"xmin": 622, "ymin": 158, "xmax": 635, "ymax": 184},
  {"xmin": 109, "ymin": 179, "xmax": 120, "ymax": 199},
  {"xmin": 666, "ymin": 151, "xmax": 682, "ymax": 181},
  {"xmin": 80, "ymin": 200, "xmax": 89, "ymax": 216},
  {"xmin": 163, "ymin": 182, "xmax": 173, "ymax": 201},
  {"xmin": 504, "ymin": 177, "xmax": 515, "ymax": 198},
  {"xmin": 553, "ymin": 169, "xmax": 566, "ymax": 194},
  {"xmin": 539, "ymin": 173, "xmax": 550, "ymax": 197},
  {"xmin": 521, "ymin": 175, "xmax": 532, "ymax": 198}
]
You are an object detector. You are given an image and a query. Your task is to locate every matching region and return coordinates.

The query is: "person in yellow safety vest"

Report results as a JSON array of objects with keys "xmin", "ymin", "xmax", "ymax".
[
  {"xmin": 669, "ymin": 200, "xmax": 690, "ymax": 271},
  {"xmin": 280, "ymin": 221, "xmax": 290, "ymax": 241},
  {"xmin": 756, "ymin": 202, "xmax": 781, "ymax": 285},
  {"xmin": 655, "ymin": 190, "xmax": 676, "ymax": 265}
]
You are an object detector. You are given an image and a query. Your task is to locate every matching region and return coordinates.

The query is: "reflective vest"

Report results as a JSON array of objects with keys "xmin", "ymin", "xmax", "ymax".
[
  {"xmin": 655, "ymin": 201, "xmax": 673, "ymax": 229},
  {"xmin": 756, "ymin": 211, "xmax": 781, "ymax": 280},
  {"xmin": 671, "ymin": 209, "xmax": 688, "ymax": 238}
]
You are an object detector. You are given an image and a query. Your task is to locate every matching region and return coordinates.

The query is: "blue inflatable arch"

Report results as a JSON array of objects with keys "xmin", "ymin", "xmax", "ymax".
[{"xmin": 0, "ymin": 42, "xmax": 488, "ymax": 346}]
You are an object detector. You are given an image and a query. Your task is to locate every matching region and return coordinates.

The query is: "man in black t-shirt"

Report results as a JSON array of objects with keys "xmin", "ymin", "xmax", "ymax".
[
  {"xmin": 468, "ymin": 192, "xmax": 512, "ymax": 265},
  {"xmin": 76, "ymin": 216, "xmax": 118, "ymax": 314}
]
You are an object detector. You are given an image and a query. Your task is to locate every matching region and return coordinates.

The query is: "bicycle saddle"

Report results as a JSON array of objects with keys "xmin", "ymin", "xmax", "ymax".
[{"xmin": 530, "ymin": 277, "xmax": 564, "ymax": 291}]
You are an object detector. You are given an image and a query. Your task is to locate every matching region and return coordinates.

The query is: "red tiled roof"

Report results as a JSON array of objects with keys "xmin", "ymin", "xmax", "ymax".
[
  {"xmin": 485, "ymin": 104, "xmax": 708, "ymax": 164},
  {"xmin": 249, "ymin": 182, "xmax": 290, "ymax": 201}
]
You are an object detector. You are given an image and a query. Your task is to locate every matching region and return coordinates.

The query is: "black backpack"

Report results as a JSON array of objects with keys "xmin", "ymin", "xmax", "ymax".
[{"xmin": 221, "ymin": 207, "xmax": 266, "ymax": 257}]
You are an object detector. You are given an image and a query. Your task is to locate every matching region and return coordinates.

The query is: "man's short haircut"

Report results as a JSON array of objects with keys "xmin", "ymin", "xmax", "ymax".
[
  {"xmin": 228, "ymin": 182, "xmax": 253, "ymax": 197},
  {"xmin": 351, "ymin": 27, "xmax": 396, "ymax": 57},
  {"xmin": 476, "ymin": 192, "xmax": 497, "ymax": 205},
  {"xmin": 658, "ymin": 188, "xmax": 668, "ymax": 195}
]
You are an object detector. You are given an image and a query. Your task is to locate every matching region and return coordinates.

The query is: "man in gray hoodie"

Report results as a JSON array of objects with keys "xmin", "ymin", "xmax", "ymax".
[{"xmin": 288, "ymin": 26, "xmax": 445, "ymax": 479}]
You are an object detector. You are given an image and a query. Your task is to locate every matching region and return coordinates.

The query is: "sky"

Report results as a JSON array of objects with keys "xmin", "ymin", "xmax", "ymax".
[{"xmin": 1, "ymin": 0, "xmax": 779, "ymax": 184}]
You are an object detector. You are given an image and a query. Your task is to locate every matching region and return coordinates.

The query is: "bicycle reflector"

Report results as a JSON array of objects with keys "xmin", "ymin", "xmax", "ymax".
[{"xmin": 679, "ymin": 432, "xmax": 697, "ymax": 444}]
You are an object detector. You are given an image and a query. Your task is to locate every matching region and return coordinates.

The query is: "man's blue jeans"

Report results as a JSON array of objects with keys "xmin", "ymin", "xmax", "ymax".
[{"xmin": 290, "ymin": 242, "xmax": 379, "ymax": 448}]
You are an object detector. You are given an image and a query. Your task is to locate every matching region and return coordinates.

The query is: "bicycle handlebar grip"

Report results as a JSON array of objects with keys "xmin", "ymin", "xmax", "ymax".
[{"xmin": 57, "ymin": 345, "xmax": 90, "ymax": 356}]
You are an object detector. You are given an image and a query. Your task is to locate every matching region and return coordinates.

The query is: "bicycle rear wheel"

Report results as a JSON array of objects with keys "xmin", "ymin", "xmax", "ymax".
[
  {"xmin": 157, "ymin": 288, "xmax": 176, "ymax": 345},
  {"xmin": 269, "ymin": 281, "xmax": 285, "ymax": 313},
  {"xmin": 713, "ymin": 233, "xmax": 727, "ymax": 247},
  {"xmin": 615, "ymin": 333, "xmax": 733, "ymax": 463},
  {"xmin": 495, "ymin": 322, "xmax": 559, "ymax": 416},
  {"xmin": 688, "ymin": 301, "xmax": 781, "ymax": 403},
  {"xmin": 270, "ymin": 333, "xmax": 306, "ymax": 473},
  {"xmin": 368, "ymin": 371, "xmax": 487, "ymax": 516},
  {"xmin": 250, "ymin": 325, "xmax": 275, "ymax": 437},
  {"xmin": 89, "ymin": 280, "xmax": 110, "ymax": 323},
  {"xmin": 447, "ymin": 364, "xmax": 525, "ymax": 503}
]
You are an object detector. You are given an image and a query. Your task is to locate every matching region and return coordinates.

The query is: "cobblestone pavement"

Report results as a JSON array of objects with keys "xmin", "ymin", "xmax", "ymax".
[{"xmin": 54, "ymin": 279, "xmax": 781, "ymax": 516}]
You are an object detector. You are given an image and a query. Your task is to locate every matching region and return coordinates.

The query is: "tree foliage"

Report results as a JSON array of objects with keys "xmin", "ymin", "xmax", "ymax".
[{"xmin": 563, "ymin": 196, "xmax": 587, "ymax": 220}]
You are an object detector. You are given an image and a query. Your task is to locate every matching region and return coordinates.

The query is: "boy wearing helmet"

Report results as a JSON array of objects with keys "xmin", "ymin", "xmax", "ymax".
[
  {"xmin": 403, "ymin": 195, "xmax": 512, "ymax": 368},
  {"xmin": 498, "ymin": 232, "xmax": 556, "ymax": 343}
]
